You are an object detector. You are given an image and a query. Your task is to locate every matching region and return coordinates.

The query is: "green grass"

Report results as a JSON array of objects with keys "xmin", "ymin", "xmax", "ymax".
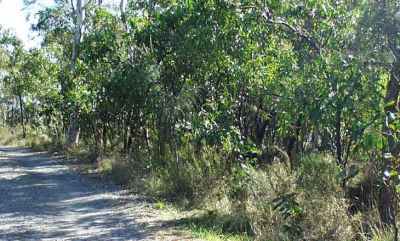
[
  {"xmin": 154, "ymin": 200, "xmax": 167, "ymax": 210},
  {"xmin": 175, "ymin": 211, "xmax": 253, "ymax": 241},
  {"xmin": 189, "ymin": 225, "xmax": 252, "ymax": 241}
]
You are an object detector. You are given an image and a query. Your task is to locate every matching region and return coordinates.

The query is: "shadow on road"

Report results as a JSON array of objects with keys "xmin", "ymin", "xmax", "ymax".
[{"xmin": 0, "ymin": 146, "xmax": 157, "ymax": 241}]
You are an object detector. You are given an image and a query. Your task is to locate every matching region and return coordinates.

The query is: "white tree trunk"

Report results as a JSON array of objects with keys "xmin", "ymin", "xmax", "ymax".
[{"xmin": 66, "ymin": 0, "xmax": 83, "ymax": 148}]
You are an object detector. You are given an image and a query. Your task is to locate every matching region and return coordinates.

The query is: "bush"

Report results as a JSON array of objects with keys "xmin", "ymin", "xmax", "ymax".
[
  {"xmin": 297, "ymin": 153, "xmax": 342, "ymax": 195},
  {"xmin": 28, "ymin": 134, "xmax": 52, "ymax": 151},
  {"xmin": 0, "ymin": 126, "xmax": 24, "ymax": 146},
  {"xmin": 244, "ymin": 163, "xmax": 297, "ymax": 241},
  {"xmin": 242, "ymin": 158, "xmax": 357, "ymax": 241},
  {"xmin": 108, "ymin": 159, "xmax": 133, "ymax": 186},
  {"xmin": 146, "ymin": 144, "xmax": 228, "ymax": 206},
  {"xmin": 298, "ymin": 195, "xmax": 356, "ymax": 241},
  {"xmin": 0, "ymin": 126, "xmax": 63, "ymax": 152},
  {"xmin": 95, "ymin": 155, "xmax": 139, "ymax": 186}
]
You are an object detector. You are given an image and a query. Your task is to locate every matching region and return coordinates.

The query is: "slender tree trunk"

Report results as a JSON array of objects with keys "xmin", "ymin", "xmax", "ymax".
[
  {"xmin": 335, "ymin": 105, "xmax": 343, "ymax": 167},
  {"xmin": 93, "ymin": 117, "xmax": 103, "ymax": 161},
  {"xmin": 18, "ymin": 94, "xmax": 26, "ymax": 138},
  {"xmin": 102, "ymin": 123, "xmax": 107, "ymax": 153},
  {"xmin": 66, "ymin": 110, "xmax": 80, "ymax": 147},
  {"xmin": 120, "ymin": 0, "xmax": 127, "ymax": 30},
  {"xmin": 66, "ymin": 0, "xmax": 83, "ymax": 148}
]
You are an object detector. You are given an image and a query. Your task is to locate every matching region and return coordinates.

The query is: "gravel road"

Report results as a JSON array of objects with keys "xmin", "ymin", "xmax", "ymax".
[{"xmin": 0, "ymin": 146, "xmax": 185, "ymax": 241}]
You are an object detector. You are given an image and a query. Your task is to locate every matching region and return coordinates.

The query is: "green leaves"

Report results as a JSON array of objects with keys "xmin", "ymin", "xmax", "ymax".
[
  {"xmin": 0, "ymin": 1, "xmax": 392, "ymax": 211},
  {"xmin": 272, "ymin": 192, "xmax": 304, "ymax": 236},
  {"xmin": 273, "ymin": 192, "xmax": 303, "ymax": 220}
]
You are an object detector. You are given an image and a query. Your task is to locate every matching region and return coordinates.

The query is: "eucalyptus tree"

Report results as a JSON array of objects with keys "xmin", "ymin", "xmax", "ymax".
[
  {"xmin": 32, "ymin": 0, "xmax": 101, "ymax": 147},
  {"xmin": 0, "ymin": 31, "xmax": 27, "ymax": 136}
]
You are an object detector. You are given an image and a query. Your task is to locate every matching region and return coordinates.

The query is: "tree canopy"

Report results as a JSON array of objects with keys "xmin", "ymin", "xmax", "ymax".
[{"xmin": 2, "ymin": 0, "xmax": 400, "ymax": 240}]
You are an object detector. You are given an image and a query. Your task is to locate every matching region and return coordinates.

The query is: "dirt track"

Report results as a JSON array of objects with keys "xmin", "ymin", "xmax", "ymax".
[{"xmin": 0, "ymin": 146, "xmax": 188, "ymax": 241}]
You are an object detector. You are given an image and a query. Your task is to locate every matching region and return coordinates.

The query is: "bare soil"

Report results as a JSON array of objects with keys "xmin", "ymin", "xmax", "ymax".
[{"xmin": 0, "ymin": 146, "xmax": 197, "ymax": 241}]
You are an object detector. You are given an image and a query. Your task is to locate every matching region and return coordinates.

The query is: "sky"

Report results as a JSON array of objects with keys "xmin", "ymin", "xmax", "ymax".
[
  {"xmin": 0, "ymin": 0, "xmax": 53, "ymax": 49},
  {"xmin": 0, "ymin": 0, "xmax": 119, "ymax": 49}
]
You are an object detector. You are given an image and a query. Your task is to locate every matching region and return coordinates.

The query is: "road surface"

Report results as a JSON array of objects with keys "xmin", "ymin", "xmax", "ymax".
[{"xmin": 0, "ymin": 146, "xmax": 179, "ymax": 241}]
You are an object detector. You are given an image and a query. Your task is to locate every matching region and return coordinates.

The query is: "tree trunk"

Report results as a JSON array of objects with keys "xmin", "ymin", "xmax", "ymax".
[
  {"xmin": 66, "ymin": 110, "xmax": 80, "ymax": 147},
  {"xmin": 335, "ymin": 105, "xmax": 343, "ymax": 167},
  {"xmin": 375, "ymin": 0, "xmax": 400, "ymax": 228},
  {"xmin": 94, "ymin": 117, "xmax": 103, "ymax": 161},
  {"xmin": 380, "ymin": 63, "xmax": 400, "ymax": 226},
  {"xmin": 65, "ymin": 0, "xmax": 83, "ymax": 148},
  {"xmin": 102, "ymin": 123, "xmax": 107, "ymax": 153},
  {"xmin": 119, "ymin": 0, "xmax": 127, "ymax": 30},
  {"xmin": 18, "ymin": 94, "xmax": 26, "ymax": 138}
]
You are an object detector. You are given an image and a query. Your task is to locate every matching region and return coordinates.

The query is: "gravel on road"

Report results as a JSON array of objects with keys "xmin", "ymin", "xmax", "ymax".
[{"xmin": 0, "ymin": 146, "xmax": 192, "ymax": 241}]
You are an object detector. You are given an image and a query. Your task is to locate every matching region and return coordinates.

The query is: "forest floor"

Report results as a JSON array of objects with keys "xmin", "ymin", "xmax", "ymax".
[{"xmin": 0, "ymin": 146, "xmax": 198, "ymax": 241}]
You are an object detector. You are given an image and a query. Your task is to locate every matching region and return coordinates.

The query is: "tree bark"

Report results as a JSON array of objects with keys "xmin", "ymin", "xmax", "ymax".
[
  {"xmin": 66, "ymin": 0, "xmax": 83, "ymax": 148},
  {"xmin": 380, "ymin": 63, "xmax": 400, "ymax": 226},
  {"xmin": 18, "ymin": 94, "xmax": 25, "ymax": 138},
  {"xmin": 66, "ymin": 110, "xmax": 80, "ymax": 147},
  {"xmin": 335, "ymin": 105, "xmax": 343, "ymax": 167},
  {"xmin": 119, "ymin": 0, "xmax": 127, "ymax": 30},
  {"xmin": 373, "ymin": 0, "xmax": 400, "ymax": 227}
]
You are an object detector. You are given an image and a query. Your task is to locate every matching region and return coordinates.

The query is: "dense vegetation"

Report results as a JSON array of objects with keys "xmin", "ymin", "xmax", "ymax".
[{"xmin": 2, "ymin": 0, "xmax": 400, "ymax": 240}]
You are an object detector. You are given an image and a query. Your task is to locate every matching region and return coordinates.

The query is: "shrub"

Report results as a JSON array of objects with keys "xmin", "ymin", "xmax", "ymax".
[
  {"xmin": 298, "ymin": 195, "xmax": 356, "ymax": 241},
  {"xmin": 96, "ymin": 156, "xmax": 137, "ymax": 186},
  {"xmin": 28, "ymin": 134, "xmax": 52, "ymax": 151},
  {"xmin": 146, "ymin": 144, "xmax": 228, "ymax": 206},
  {"xmin": 245, "ymin": 163, "xmax": 297, "ymax": 241},
  {"xmin": 243, "ymin": 158, "xmax": 357, "ymax": 241},
  {"xmin": 297, "ymin": 153, "xmax": 342, "ymax": 195},
  {"xmin": 0, "ymin": 126, "xmax": 23, "ymax": 146}
]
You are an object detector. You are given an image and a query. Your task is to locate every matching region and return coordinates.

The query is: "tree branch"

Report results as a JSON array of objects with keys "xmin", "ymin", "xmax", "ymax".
[
  {"xmin": 261, "ymin": 10, "xmax": 321, "ymax": 53},
  {"xmin": 388, "ymin": 37, "xmax": 400, "ymax": 62},
  {"xmin": 70, "ymin": 0, "xmax": 76, "ymax": 14},
  {"xmin": 83, "ymin": 0, "xmax": 95, "ymax": 10}
]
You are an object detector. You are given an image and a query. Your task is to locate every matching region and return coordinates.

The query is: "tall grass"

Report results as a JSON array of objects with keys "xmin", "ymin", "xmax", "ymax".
[{"xmin": 1, "ymin": 126, "xmax": 397, "ymax": 241}]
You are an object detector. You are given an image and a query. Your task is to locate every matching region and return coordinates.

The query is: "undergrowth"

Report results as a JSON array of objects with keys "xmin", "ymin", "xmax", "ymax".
[{"xmin": 0, "ymin": 127, "xmax": 397, "ymax": 241}]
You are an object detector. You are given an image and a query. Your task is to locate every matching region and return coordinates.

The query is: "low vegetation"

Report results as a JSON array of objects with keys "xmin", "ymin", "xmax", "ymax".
[{"xmin": 1, "ymin": 0, "xmax": 400, "ymax": 240}]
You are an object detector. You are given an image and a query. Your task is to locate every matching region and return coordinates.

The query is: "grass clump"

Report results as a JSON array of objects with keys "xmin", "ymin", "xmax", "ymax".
[
  {"xmin": 189, "ymin": 225, "xmax": 251, "ymax": 241},
  {"xmin": 105, "ymin": 159, "xmax": 133, "ymax": 186},
  {"xmin": 144, "ymin": 145, "xmax": 228, "ymax": 206},
  {"xmin": 0, "ymin": 127, "xmax": 25, "ymax": 146},
  {"xmin": 176, "ymin": 211, "xmax": 252, "ymax": 241},
  {"xmin": 0, "ymin": 126, "xmax": 63, "ymax": 153},
  {"xmin": 232, "ymin": 155, "xmax": 359, "ymax": 241},
  {"xmin": 297, "ymin": 153, "xmax": 342, "ymax": 194}
]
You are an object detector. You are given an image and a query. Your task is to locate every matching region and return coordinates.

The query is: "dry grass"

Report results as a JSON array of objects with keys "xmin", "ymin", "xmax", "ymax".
[
  {"xmin": 1, "ymin": 127, "xmax": 398, "ymax": 241},
  {"xmin": 239, "ymin": 156, "xmax": 359, "ymax": 241}
]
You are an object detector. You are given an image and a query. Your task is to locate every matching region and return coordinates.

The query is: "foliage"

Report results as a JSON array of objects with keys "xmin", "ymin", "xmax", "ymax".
[
  {"xmin": 297, "ymin": 154, "xmax": 342, "ymax": 194},
  {"xmin": 244, "ymin": 162, "xmax": 356, "ymax": 241},
  {"xmin": 1, "ymin": 0, "xmax": 400, "ymax": 240}
]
